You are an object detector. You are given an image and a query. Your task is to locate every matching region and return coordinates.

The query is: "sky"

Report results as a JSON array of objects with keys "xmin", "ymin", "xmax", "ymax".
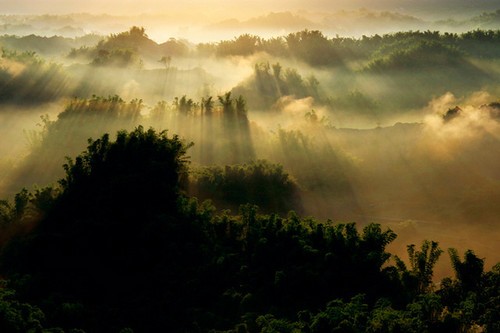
[
  {"xmin": 1, "ymin": 0, "xmax": 497, "ymax": 42},
  {"xmin": 1, "ymin": 0, "xmax": 498, "ymax": 17}
]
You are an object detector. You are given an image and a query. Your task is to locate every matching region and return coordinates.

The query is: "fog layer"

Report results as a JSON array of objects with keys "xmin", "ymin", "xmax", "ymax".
[{"xmin": 0, "ymin": 23, "xmax": 499, "ymax": 278}]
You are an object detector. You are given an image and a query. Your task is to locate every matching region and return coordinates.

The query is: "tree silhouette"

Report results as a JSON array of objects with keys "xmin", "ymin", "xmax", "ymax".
[
  {"xmin": 448, "ymin": 248, "xmax": 484, "ymax": 293},
  {"xmin": 218, "ymin": 91, "xmax": 234, "ymax": 114},
  {"xmin": 201, "ymin": 96, "xmax": 214, "ymax": 116},
  {"xmin": 174, "ymin": 95, "xmax": 195, "ymax": 115},
  {"xmin": 59, "ymin": 126, "xmax": 191, "ymax": 213},
  {"xmin": 395, "ymin": 240, "xmax": 443, "ymax": 294},
  {"xmin": 158, "ymin": 55, "xmax": 171, "ymax": 70}
]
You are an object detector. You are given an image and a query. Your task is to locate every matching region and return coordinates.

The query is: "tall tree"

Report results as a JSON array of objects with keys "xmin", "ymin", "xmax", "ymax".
[
  {"xmin": 395, "ymin": 240, "xmax": 443, "ymax": 294},
  {"xmin": 448, "ymin": 248, "xmax": 484, "ymax": 293}
]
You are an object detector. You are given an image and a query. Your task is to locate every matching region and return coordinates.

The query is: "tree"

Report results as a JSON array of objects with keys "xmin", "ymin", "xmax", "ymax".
[
  {"xmin": 159, "ymin": 55, "xmax": 171, "ymax": 70},
  {"xmin": 174, "ymin": 95, "xmax": 195, "ymax": 115},
  {"xmin": 448, "ymin": 248, "xmax": 484, "ymax": 293},
  {"xmin": 285, "ymin": 30, "xmax": 338, "ymax": 67},
  {"xmin": 59, "ymin": 126, "xmax": 192, "ymax": 212},
  {"xmin": 0, "ymin": 127, "xmax": 214, "ymax": 332},
  {"xmin": 0, "ymin": 282, "xmax": 47, "ymax": 333},
  {"xmin": 218, "ymin": 91, "xmax": 234, "ymax": 114},
  {"xmin": 235, "ymin": 95, "xmax": 247, "ymax": 117},
  {"xmin": 395, "ymin": 240, "xmax": 443, "ymax": 294},
  {"xmin": 216, "ymin": 34, "xmax": 261, "ymax": 57},
  {"xmin": 190, "ymin": 160, "xmax": 301, "ymax": 214},
  {"xmin": 201, "ymin": 96, "xmax": 214, "ymax": 116},
  {"xmin": 128, "ymin": 26, "xmax": 147, "ymax": 38}
]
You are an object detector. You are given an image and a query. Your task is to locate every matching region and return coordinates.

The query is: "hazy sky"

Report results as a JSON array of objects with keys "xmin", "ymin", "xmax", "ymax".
[
  {"xmin": 1, "ymin": 0, "xmax": 498, "ymax": 17},
  {"xmin": 1, "ymin": 0, "xmax": 496, "ymax": 43}
]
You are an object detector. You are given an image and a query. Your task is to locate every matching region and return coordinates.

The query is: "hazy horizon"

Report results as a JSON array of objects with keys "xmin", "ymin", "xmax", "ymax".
[
  {"xmin": 2, "ymin": 0, "xmax": 498, "ymax": 17},
  {"xmin": 1, "ymin": 3, "xmax": 499, "ymax": 43}
]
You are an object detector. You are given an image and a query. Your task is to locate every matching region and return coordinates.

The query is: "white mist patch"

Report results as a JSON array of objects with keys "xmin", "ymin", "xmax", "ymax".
[
  {"xmin": 0, "ymin": 102, "xmax": 63, "ymax": 198},
  {"xmin": 0, "ymin": 58, "xmax": 26, "ymax": 77},
  {"xmin": 423, "ymin": 92, "xmax": 458, "ymax": 115},
  {"xmin": 172, "ymin": 55, "xmax": 257, "ymax": 95},
  {"xmin": 120, "ymin": 79, "xmax": 140, "ymax": 100},
  {"xmin": 277, "ymin": 96, "xmax": 315, "ymax": 116},
  {"xmin": 465, "ymin": 90, "xmax": 494, "ymax": 106},
  {"xmin": 249, "ymin": 96, "xmax": 336, "ymax": 135},
  {"xmin": 267, "ymin": 95, "xmax": 329, "ymax": 130},
  {"xmin": 422, "ymin": 92, "xmax": 500, "ymax": 159}
]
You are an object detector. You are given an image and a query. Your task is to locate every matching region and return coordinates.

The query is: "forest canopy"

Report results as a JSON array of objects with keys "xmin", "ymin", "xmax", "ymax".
[
  {"xmin": 0, "ymin": 127, "xmax": 498, "ymax": 332},
  {"xmin": 0, "ymin": 12, "xmax": 499, "ymax": 332},
  {"xmin": 0, "ymin": 27, "xmax": 498, "ymax": 116}
]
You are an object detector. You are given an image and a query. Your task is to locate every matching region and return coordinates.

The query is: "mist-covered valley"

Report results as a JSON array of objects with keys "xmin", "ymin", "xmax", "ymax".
[{"xmin": 0, "ymin": 6, "xmax": 499, "ymax": 332}]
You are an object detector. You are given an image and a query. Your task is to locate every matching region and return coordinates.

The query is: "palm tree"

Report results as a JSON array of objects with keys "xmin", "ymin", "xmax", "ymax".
[
  {"xmin": 234, "ymin": 95, "xmax": 247, "ymax": 118},
  {"xmin": 218, "ymin": 91, "xmax": 233, "ymax": 114},
  {"xmin": 201, "ymin": 96, "xmax": 214, "ymax": 116},
  {"xmin": 395, "ymin": 240, "xmax": 443, "ymax": 293},
  {"xmin": 448, "ymin": 248, "xmax": 484, "ymax": 292}
]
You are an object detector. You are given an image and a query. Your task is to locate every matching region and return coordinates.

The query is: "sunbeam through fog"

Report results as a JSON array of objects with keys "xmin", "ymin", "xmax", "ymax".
[{"xmin": 0, "ymin": 1, "xmax": 499, "ymax": 331}]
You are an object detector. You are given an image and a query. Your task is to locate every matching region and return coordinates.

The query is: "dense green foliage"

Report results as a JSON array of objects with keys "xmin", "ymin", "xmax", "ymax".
[
  {"xmin": 190, "ymin": 160, "xmax": 301, "ymax": 214},
  {"xmin": 365, "ymin": 40, "xmax": 464, "ymax": 71},
  {"xmin": 207, "ymin": 29, "xmax": 499, "ymax": 110},
  {"xmin": 209, "ymin": 29, "xmax": 500, "ymax": 67},
  {"xmin": 0, "ymin": 27, "xmax": 498, "ymax": 113},
  {"xmin": 0, "ymin": 34, "xmax": 102, "ymax": 57},
  {"xmin": 0, "ymin": 128, "xmax": 498, "ymax": 332},
  {"xmin": 69, "ymin": 26, "xmax": 188, "ymax": 66}
]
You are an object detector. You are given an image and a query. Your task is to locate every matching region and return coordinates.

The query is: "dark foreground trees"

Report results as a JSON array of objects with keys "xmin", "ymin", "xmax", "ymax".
[
  {"xmin": 189, "ymin": 160, "xmax": 302, "ymax": 214},
  {"xmin": 0, "ymin": 127, "xmax": 498, "ymax": 332}
]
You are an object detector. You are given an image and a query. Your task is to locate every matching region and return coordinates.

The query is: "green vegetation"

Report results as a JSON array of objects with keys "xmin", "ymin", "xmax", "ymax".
[
  {"xmin": 0, "ymin": 128, "xmax": 498, "ymax": 332},
  {"xmin": 0, "ymin": 27, "xmax": 498, "ymax": 114},
  {"xmin": 232, "ymin": 62, "xmax": 320, "ymax": 110},
  {"xmin": 190, "ymin": 160, "xmax": 301, "ymax": 214},
  {"xmin": 87, "ymin": 27, "xmax": 149, "ymax": 68},
  {"xmin": 0, "ymin": 24, "xmax": 499, "ymax": 332},
  {"xmin": 206, "ymin": 29, "xmax": 499, "ymax": 110},
  {"xmin": 0, "ymin": 49, "xmax": 70, "ymax": 104},
  {"xmin": 326, "ymin": 91, "xmax": 379, "ymax": 114},
  {"xmin": 0, "ymin": 34, "xmax": 102, "ymax": 57},
  {"xmin": 7, "ymin": 96, "xmax": 144, "ymax": 191},
  {"xmin": 208, "ymin": 29, "xmax": 500, "ymax": 66},
  {"xmin": 365, "ymin": 40, "xmax": 464, "ymax": 71},
  {"xmin": 68, "ymin": 26, "xmax": 188, "ymax": 66}
]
